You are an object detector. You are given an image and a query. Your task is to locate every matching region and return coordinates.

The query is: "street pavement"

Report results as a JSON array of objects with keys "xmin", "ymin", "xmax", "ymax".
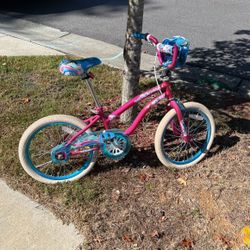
[
  {"xmin": 1, "ymin": 0, "xmax": 250, "ymax": 80},
  {"xmin": 1, "ymin": 0, "xmax": 250, "ymax": 50}
]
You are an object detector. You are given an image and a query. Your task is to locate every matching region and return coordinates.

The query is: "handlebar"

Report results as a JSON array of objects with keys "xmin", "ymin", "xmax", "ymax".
[
  {"xmin": 132, "ymin": 32, "xmax": 148, "ymax": 40},
  {"xmin": 132, "ymin": 32, "xmax": 158, "ymax": 45},
  {"xmin": 132, "ymin": 32, "xmax": 178, "ymax": 70}
]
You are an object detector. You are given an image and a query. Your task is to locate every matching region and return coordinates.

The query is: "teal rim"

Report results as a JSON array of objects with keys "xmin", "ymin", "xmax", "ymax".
[
  {"xmin": 25, "ymin": 122, "xmax": 94, "ymax": 180},
  {"xmin": 161, "ymin": 109, "xmax": 211, "ymax": 165}
]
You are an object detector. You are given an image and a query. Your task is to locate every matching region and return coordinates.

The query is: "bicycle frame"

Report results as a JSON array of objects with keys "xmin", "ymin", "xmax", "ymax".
[{"xmin": 66, "ymin": 79, "xmax": 187, "ymax": 147}]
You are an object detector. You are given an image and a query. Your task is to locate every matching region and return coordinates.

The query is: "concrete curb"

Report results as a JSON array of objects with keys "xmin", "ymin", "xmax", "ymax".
[{"xmin": 0, "ymin": 13, "xmax": 249, "ymax": 99}]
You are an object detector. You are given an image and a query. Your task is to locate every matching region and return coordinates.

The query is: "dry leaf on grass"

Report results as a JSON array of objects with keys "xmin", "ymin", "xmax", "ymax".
[
  {"xmin": 159, "ymin": 216, "xmax": 167, "ymax": 222},
  {"xmin": 151, "ymin": 230, "xmax": 161, "ymax": 239},
  {"xmin": 218, "ymin": 235, "xmax": 232, "ymax": 247},
  {"xmin": 121, "ymin": 168, "xmax": 131, "ymax": 174},
  {"xmin": 138, "ymin": 173, "xmax": 154, "ymax": 183},
  {"xmin": 177, "ymin": 177, "xmax": 187, "ymax": 186},
  {"xmin": 111, "ymin": 189, "xmax": 121, "ymax": 203},
  {"xmin": 123, "ymin": 234, "xmax": 133, "ymax": 243},
  {"xmin": 241, "ymin": 226, "xmax": 250, "ymax": 247},
  {"xmin": 139, "ymin": 173, "xmax": 148, "ymax": 182},
  {"xmin": 22, "ymin": 97, "xmax": 31, "ymax": 104},
  {"xmin": 178, "ymin": 238, "xmax": 193, "ymax": 249}
]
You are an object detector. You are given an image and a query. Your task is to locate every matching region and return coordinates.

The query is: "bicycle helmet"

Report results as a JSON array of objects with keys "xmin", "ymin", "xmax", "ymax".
[{"xmin": 158, "ymin": 36, "xmax": 189, "ymax": 68}]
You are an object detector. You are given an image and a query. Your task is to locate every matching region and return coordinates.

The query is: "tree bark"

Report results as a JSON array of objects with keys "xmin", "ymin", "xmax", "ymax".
[{"xmin": 121, "ymin": 0, "xmax": 144, "ymax": 123}]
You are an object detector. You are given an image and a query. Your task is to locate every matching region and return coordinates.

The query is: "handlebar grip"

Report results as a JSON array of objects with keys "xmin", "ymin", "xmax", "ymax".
[{"xmin": 131, "ymin": 32, "xmax": 148, "ymax": 40}]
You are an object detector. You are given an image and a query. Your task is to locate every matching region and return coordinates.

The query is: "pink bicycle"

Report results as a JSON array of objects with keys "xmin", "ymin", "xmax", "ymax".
[{"xmin": 18, "ymin": 33, "xmax": 215, "ymax": 184}]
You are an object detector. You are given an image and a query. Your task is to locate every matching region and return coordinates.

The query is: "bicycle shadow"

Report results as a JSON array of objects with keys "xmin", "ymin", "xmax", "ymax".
[{"xmin": 90, "ymin": 131, "xmax": 240, "ymax": 175}]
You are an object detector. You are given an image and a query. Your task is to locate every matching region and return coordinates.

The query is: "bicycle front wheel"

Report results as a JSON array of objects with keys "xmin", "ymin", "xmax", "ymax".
[
  {"xmin": 18, "ymin": 115, "xmax": 97, "ymax": 184},
  {"xmin": 154, "ymin": 102, "xmax": 215, "ymax": 169}
]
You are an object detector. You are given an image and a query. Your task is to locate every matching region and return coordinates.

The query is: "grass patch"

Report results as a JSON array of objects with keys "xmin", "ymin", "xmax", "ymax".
[
  {"xmin": 0, "ymin": 56, "xmax": 249, "ymax": 249},
  {"xmin": 0, "ymin": 55, "xmax": 122, "ymax": 204}
]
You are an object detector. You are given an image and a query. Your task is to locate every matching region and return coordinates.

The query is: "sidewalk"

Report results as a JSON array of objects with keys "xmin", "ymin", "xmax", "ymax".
[
  {"xmin": 0, "ymin": 34, "xmax": 63, "ymax": 56},
  {"xmin": 0, "ymin": 180, "xmax": 84, "ymax": 250}
]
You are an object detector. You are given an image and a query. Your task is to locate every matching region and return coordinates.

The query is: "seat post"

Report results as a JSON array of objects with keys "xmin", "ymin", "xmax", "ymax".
[{"xmin": 84, "ymin": 78, "xmax": 102, "ymax": 107}]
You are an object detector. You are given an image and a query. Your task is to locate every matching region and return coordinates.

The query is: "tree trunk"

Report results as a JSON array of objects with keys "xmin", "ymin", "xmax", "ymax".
[{"xmin": 121, "ymin": 0, "xmax": 144, "ymax": 123}]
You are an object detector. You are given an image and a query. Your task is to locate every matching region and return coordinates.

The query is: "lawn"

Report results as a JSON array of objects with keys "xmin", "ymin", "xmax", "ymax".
[{"xmin": 0, "ymin": 56, "xmax": 249, "ymax": 249}]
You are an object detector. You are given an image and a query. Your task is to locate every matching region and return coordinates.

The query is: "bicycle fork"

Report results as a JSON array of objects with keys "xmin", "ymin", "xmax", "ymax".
[{"xmin": 169, "ymin": 99, "xmax": 190, "ymax": 143}]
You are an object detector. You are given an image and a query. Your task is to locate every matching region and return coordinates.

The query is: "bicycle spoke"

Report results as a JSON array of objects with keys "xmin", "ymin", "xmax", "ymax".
[
  {"xmin": 33, "ymin": 151, "xmax": 51, "ymax": 158},
  {"xmin": 162, "ymin": 109, "xmax": 209, "ymax": 164},
  {"xmin": 166, "ymin": 141, "xmax": 184, "ymax": 152},
  {"xmin": 27, "ymin": 122, "xmax": 93, "ymax": 179},
  {"xmin": 36, "ymin": 161, "xmax": 52, "ymax": 169},
  {"xmin": 189, "ymin": 120, "xmax": 206, "ymax": 134},
  {"xmin": 169, "ymin": 142, "xmax": 185, "ymax": 160}
]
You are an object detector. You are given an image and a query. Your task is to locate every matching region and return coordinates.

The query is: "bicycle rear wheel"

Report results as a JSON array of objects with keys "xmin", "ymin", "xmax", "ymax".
[
  {"xmin": 18, "ymin": 115, "xmax": 97, "ymax": 184},
  {"xmin": 154, "ymin": 102, "xmax": 215, "ymax": 169}
]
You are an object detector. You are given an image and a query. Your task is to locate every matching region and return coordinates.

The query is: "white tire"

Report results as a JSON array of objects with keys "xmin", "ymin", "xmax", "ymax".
[
  {"xmin": 18, "ymin": 115, "xmax": 97, "ymax": 184},
  {"xmin": 154, "ymin": 102, "xmax": 215, "ymax": 169}
]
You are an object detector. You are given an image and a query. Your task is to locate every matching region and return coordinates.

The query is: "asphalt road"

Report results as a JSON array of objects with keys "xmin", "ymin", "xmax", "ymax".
[{"xmin": 1, "ymin": 0, "xmax": 250, "ymax": 78}]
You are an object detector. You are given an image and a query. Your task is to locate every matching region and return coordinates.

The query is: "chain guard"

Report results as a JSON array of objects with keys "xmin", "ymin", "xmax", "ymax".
[
  {"xmin": 74, "ymin": 129, "xmax": 131, "ymax": 160},
  {"xmin": 100, "ymin": 130, "xmax": 131, "ymax": 160}
]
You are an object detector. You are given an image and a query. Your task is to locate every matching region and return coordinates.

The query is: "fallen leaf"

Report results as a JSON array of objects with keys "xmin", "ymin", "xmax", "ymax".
[
  {"xmin": 121, "ymin": 168, "xmax": 131, "ymax": 174},
  {"xmin": 178, "ymin": 238, "xmax": 193, "ymax": 249},
  {"xmin": 159, "ymin": 216, "xmax": 167, "ymax": 222},
  {"xmin": 241, "ymin": 226, "xmax": 250, "ymax": 247},
  {"xmin": 151, "ymin": 230, "xmax": 160, "ymax": 238},
  {"xmin": 111, "ymin": 189, "xmax": 121, "ymax": 203},
  {"xmin": 123, "ymin": 234, "xmax": 133, "ymax": 243},
  {"xmin": 177, "ymin": 177, "xmax": 187, "ymax": 186},
  {"xmin": 218, "ymin": 235, "xmax": 231, "ymax": 246},
  {"xmin": 94, "ymin": 235, "xmax": 104, "ymax": 243},
  {"xmin": 139, "ymin": 173, "xmax": 148, "ymax": 182},
  {"xmin": 134, "ymin": 185, "xmax": 144, "ymax": 195},
  {"xmin": 22, "ymin": 97, "xmax": 31, "ymax": 104}
]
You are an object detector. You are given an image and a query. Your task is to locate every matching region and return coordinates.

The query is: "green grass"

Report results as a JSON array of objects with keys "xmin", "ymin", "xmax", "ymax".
[
  {"xmin": 1, "ymin": 56, "xmax": 249, "ymax": 249},
  {"xmin": 0, "ymin": 55, "xmax": 122, "ymax": 204}
]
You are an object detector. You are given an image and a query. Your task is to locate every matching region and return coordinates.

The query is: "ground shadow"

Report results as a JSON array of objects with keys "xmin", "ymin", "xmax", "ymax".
[
  {"xmin": 90, "ymin": 145, "xmax": 161, "ymax": 176},
  {"xmin": 188, "ymin": 41, "xmax": 250, "ymax": 80},
  {"xmin": 208, "ymin": 134, "xmax": 241, "ymax": 158},
  {"xmin": 187, "ymin": 31, "xmax": 250, "ymax": 80},
  {"xmin": 0, "ymin": 0, "xmax": 128, "ymax": 16},
  {"xmin": 90, "ymin": 130, "xmax": 241, "ymax": 176},
  {"xmin": 217, "ymin": 110, "xmax": 250, "ymax": 134}
]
